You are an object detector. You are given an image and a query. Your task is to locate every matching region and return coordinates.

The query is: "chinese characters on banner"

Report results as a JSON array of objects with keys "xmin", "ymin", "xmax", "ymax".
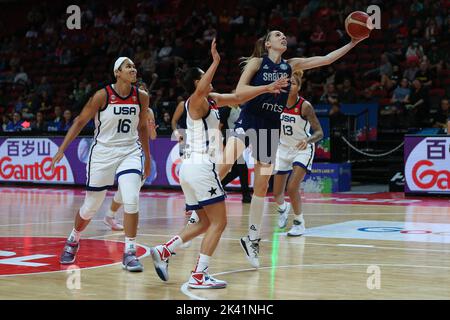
[{"xmin": 0, "ymin": 138, "xmax": 74, "ymax": 183}]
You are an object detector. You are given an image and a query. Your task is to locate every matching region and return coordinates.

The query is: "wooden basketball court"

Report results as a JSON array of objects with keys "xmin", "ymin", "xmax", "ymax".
[{"xmin": 1, "ymin": 186, "xmax": 449, "ymax": 300}]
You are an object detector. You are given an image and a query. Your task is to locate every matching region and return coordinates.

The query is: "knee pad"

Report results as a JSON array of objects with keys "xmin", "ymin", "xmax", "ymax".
[
  {"xmin": 80, "ymin": 190, "xmax": 107, "ymax": 220},
  {"xmin": 118, "ymin": 173, "xmax": 141, "ymax": 214}
]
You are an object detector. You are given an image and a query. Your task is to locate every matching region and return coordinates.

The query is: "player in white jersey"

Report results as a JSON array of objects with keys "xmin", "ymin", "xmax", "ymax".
[
  {"xmin": 150, "ymin": 38, "xmax": 288, "ymax": 289},
  {"xmin": 103, "ymin": 81, "xmax": 157, "ymax": 231},
  {"xmin": 273, "ymin": 70, "xmax": 323, "ymax": 236},
  {"xmin": 51, "ymin": 57, "xmax": 151, "ymax": 271}
]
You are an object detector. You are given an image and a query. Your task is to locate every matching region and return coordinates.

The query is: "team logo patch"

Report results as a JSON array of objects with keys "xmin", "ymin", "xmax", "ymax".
[
  {"xmin": 111, "ymin": 95, "xmax": 116, "ymax": 100},
  {"xmin": 280, "ymin": 63, "xmax": 288, "ymax": 70},
  {"xmin": 132, "ymin": 96, "xmax": 137, "ymax": 102},
  {"xmin": 0, "ymin": 237, "xmax": 149, "ymax": 276},
  {"xmin": 295, "ymin": 108, "xmax": 299, "ymax": 113}
]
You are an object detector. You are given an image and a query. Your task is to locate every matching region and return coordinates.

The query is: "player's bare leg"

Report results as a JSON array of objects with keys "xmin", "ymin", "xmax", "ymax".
[
  {"xmin": 219, "ymin": 136, "xmax": 246, "ymax": 180},
  {"xmin": 60, "ymin": 190, "xmax": 106, "ymax": 264},
  {"xmin": 285, "ymin": 166, "xmax": 307, "ymax": 236},
  {"xmin": 240, "ymin": 161, "xmax": 272, "ymax": 268},
  {"xmin": 273, "ymin": 173, "xmax": 291, "ymax": 229}
]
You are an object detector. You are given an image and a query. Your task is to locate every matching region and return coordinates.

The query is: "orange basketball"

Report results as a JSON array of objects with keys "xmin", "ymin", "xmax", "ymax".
[{"xmin": 345, "ymin": 11, "xmax": 373, "ymax": 39}]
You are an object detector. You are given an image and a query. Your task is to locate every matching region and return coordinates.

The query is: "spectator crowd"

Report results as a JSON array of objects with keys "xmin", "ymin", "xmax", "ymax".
[{"xmin": 0, "ymin": 0, "xmax": 448, "ymax": 135}]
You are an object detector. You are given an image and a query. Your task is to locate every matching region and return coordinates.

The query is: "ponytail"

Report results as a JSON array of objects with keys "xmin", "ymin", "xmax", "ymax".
[{"xmin": 239, "ymin": 31, "xmax": 272, "ymax": 69}]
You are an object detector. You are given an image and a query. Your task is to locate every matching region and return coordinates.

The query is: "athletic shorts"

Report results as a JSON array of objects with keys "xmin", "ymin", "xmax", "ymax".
[
  {"xmin": 86, "ymin": 142, "xmax": 143, "ymax": 191},
  {"xmin": 179, "ymin": 152, "xmax": 225, "ymax": 211},
  {"xmin": 232, "ymin": 111, "xmax": 280, "ymax": 164},
  {"xmin": 274, "ymin": 144, "xmax": 315, "ymax": 174}
]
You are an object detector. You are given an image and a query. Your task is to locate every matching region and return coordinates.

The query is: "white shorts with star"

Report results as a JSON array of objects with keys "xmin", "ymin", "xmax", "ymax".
[{"xmin": 179, "ymin": 152, "xmax": 225, "ymax": 210}]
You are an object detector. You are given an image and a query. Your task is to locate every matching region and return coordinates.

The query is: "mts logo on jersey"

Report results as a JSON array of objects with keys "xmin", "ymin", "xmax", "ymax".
[
  {"xmin": 113, "ymin": 106, "xmax": 137, "ymax": 115},
  {"xmin": 262, "ymin": 72, "xmax": 289, "ymax": 81},
  {"xmin": 281, "ymin": 114, "xmax": 296, "ymax": 123},
  {"xmin": 262, "ymin": 103, "xmax": 284, "ymax": 113}
]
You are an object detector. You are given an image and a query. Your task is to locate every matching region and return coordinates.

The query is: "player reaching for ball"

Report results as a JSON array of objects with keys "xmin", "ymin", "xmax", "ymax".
[
  {"xmin": 149, "ymin": 39, "xmax": 288, "ymax": 289},
  {"xmin": 219, "ymin": 24, "xmax": 369, "ymax": 268}
]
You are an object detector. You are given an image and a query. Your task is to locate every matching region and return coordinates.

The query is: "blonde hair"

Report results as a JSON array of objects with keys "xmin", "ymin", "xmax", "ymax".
[
  {"xmin": 292, "ymin": 69, "xmax": 304, "ymax": 90},
  {"xmin": 239, "ymin": 31, "xmax": 272, "ymax": 69}
]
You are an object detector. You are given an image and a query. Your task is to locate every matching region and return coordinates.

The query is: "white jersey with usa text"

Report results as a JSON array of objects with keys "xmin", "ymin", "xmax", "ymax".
[
  {"xmin": 94, "ymin": 84, "xmax": 141, "ymax": 147},
  {"xmin": 279, "ymin": 96, "xmax": 312, "ymax": 148},
  {"xmin": 184, "ymin": 97, "xmax": 222, "ymax": 161}
]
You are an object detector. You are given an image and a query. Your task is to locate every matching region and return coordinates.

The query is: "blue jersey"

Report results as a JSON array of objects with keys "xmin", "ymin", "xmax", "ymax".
[{"xmin": 240, "ymin": 55, "xmax": 292, "ymax": 122}]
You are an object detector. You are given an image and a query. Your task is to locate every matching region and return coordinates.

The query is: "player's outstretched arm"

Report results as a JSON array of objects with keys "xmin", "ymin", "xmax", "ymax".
[
  {"xmin": 296, "ymin": 102, "xmax": 324, "ymax": 150},
  {"xmin": 138, "ymin": 89, "xmax": 151, "ymax": 180},
  {"xmin": 235, "ymin": 57, "xmax": 263, "ymax": 97},
  {"xmin": 51, "ymin": 90, "xmax": 105, "ymax": 169},
  {"xmin": 189, "ymin": 38, "xmax": 220, "ymax": 117},
  {"xmin": 148, "ymin": 108, "xmax": 157, "ymax": 140},
  {"xmin": 171, "ymin": 100, "xmax": 185, "ymax": 141},
  {"xmin": 210, "ymin": 76, "xmax": 289, "ymax": 107},
  {"xmin": 288, "ymin": 36, "xmax": 368, "ymax": 72}
]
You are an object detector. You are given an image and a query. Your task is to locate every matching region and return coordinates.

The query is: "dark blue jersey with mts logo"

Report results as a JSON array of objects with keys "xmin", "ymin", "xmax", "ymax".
[{"xmin": 240, "ymin": 55, "xmax": 292, "ymax": 122}]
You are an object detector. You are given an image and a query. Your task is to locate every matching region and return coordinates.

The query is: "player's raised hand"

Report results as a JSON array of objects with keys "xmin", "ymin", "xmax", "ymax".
[
  {"xmin": 351, "ymin": 34, "xmax": 370, "ymax": 45},
  {"xmin": 211, "ymin": 38, "xmax": 220, "ymax": 64},
  {"xmin": 266, "ymin": 76, "xmax": 290, "ymax": 94}
]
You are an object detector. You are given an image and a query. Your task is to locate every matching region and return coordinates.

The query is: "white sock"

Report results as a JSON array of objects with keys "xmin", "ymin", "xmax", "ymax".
[
  {"xmin": 294, "ymin": 214, "xmax": 304, "ymax": 224},
  {"xmin": 248, "ymin": 195, "xmax": 265, "ymax": 241},
  {"xmin": 164, "ymin": 235, "xmax": 183, "ymax": 252},
  {"xmin": 188, "ymin": 210, "xmax": 199, "ymax": 224},
  {"xmin": 125, "ymin": 237, "xmax": 136, "ymax": 252},
  {"xmin": 195, "ymin": 253, "xmax": 210, "ymax": 273},
  {"xmin": 278, "ymin": 201, "xmax": 287, "ymax": 211},
  {"xmin": 68, "ymin": 228, "xmax": 81, "ymax": 243},
  {"xmin": 106, "ymin": 209, "xmax": 117, "ymax": 218}
]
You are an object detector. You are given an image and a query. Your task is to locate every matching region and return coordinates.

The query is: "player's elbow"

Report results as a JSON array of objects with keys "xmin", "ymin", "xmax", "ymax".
[
  {"xmin": 235, "ymin": 85, "xmax": 246, "ymax": 96},
  {"xmin": 233, "ymin": 93, "xmax": 245, "ymax": 104},
  {"xmin": 322, "ymin": 55, "xmax": 333, "ymax": 66},
  {"xmin": 317, "ymin": 130, "xmax": 324, "ymax": 141}
]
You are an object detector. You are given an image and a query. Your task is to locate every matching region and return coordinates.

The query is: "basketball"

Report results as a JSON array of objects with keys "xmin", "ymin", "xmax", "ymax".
[{"xmin": 345, "ymin": 11, "xmax": 373, "ymax": 39}]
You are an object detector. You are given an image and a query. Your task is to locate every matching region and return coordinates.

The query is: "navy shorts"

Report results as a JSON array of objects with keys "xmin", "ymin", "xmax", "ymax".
[{"xmin": 233, "ymin": 111, "xmax": 280, "ymax": 164}]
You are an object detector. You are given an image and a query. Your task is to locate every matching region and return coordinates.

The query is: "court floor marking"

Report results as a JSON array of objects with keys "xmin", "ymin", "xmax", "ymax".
[
  {"xmin": 135, "ymin": 233, "xmax": 450, "ymax": 254},
  {"xmin": 180, "ymin": 263, "xmax": 450, "ymax": 300},
  {"xmin": 1, "ymin": 233, "xmax": 449, "ymax": 281},
  {"xmin": 0, "ymin": 237, "xmax": 151, "ymax": 278},
  {"xmin": 3, "ymin": 189, "xmax": 450, "ymax": 209},
  {"xmin": 2, "ymin": 210, "xmax": 449, "ymax": 228},
  {"xmin": 3, "ymin": 228, "xmax": 450, "ymax": 255}
]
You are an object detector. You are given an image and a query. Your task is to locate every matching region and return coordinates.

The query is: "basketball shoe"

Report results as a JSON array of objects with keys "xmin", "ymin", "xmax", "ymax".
[
  {"xmin": 150, "ymin": 245, "xmax": 171, "ymax": 281},
  {"xmin": 60, "ymin": 240, "xmax": 79, "ymax": 264},
  {"xmin": 103, "ymin": 216, "xmax": 124, "ymax": 231},
  {"xmin": 122, "ymin": 251, "xmax": 143, "ymax": 272},
  {"xmin": 188, "ymin": 270, "xmax": 227, "ymax": 289},
  {"xmin": 277, "ymin": 202, "xmax": 291, "ymax": 229},
  {"xmin": 240, "ymin": 236, "xmax": 260, "ymax": 268},
  {"xmin": 287, "ymin": 216, "xmax": 306, "ymax": 236}
]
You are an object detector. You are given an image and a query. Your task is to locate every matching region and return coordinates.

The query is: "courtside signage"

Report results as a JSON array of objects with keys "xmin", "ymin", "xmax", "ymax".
[
  {"xmin": 0, "ymin": 138, "xmax": 74, "ymax": 183},
  {"xmin": 404, "ymin": 136, "xmax": 450, "ymax": 195}
]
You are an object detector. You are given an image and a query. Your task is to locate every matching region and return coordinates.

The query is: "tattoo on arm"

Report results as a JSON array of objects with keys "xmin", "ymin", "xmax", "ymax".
[{"xmin": 303, "ymin": 103, "xmax": 324, "ymax": 144}]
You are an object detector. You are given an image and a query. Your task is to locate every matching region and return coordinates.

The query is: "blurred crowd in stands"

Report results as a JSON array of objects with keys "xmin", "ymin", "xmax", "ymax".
[{"xmin": 0, "ymin": 0, "xmax": 448, "ymax": 135}]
